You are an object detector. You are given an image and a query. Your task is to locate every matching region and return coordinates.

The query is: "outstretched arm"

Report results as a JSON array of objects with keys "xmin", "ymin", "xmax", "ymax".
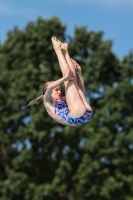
[{"xmin": 71, "ymin": 59, "xmax": 85, "ymax": 94}]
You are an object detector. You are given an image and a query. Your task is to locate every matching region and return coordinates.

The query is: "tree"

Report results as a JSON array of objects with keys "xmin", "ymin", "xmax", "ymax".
[{"xmin": 0, "ymin": 17, "xmax": 133, "ymax": 200}]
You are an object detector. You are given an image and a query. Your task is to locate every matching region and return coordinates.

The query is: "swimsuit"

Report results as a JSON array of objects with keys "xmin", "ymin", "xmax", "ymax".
[{"xmin": 49, "ymin": 99, "xmax": 92, "ymax": 126}]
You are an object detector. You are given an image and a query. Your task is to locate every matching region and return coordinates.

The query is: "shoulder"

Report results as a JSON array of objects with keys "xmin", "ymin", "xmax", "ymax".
[{"xmin": 43, "ymin": 96, "xmax": 54, "ymax": 112}]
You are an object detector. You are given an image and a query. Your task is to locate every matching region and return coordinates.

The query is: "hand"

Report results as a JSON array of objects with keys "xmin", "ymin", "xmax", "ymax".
[
  {"xmin": 71, "ymin": 58, "xmax": 81, "ymax": 72},
  {"xmin": 64, "ymin": 68, "xmax": 74, "ymax": 81}
]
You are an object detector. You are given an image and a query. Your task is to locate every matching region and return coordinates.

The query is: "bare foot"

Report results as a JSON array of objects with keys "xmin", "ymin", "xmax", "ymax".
[{"xmin": 51, "ymin": 36, "xmax": 62, "ymax": 49}]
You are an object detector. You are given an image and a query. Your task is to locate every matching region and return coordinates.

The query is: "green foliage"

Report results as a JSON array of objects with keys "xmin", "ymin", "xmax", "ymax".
[{"xmin": 0, "ymin": 16, "xmax": 133, "ymax": 200}]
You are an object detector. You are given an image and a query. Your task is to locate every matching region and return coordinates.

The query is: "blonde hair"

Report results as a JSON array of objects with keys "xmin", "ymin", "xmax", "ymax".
[{"xmin": 26, "ymin": 81, "xmax": 53, "ymax": 107}]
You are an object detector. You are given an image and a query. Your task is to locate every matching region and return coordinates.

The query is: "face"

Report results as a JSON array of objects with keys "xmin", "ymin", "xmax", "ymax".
[{"xmin": 51, "ymin": 86, "xmax": 62, "ymax": 100}]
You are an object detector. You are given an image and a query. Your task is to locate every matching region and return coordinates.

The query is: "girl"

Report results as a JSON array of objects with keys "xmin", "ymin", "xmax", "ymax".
[{"xmin": 27, "ymin": 36, "xmax": 92, "ymax": 126}]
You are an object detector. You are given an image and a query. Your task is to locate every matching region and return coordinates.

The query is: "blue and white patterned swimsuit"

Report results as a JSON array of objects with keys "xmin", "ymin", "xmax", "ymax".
[{"xmin": 49, "ymin": 99, "xmax": 92, "ymax": 126}]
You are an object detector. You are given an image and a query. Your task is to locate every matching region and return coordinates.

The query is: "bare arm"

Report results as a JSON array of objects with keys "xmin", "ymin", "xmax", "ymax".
[
  {"xmin": 44, "ymin": 76, "xmax": 66, "ymax": 102},
  {"xmin": 44, "ymin": 68, "xmax": 74, "ymax": 102}
]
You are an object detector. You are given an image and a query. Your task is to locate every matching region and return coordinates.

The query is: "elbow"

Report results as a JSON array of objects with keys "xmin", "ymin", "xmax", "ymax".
[{"xmin": 47, "ymin": 86, "xmax": 53, "ymax": 91}]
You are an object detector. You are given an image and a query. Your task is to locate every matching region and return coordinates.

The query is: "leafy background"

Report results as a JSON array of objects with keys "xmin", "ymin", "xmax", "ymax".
[{"xmin": 0, "ymin": 17, "xmax": 133, "ymax": 200}]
